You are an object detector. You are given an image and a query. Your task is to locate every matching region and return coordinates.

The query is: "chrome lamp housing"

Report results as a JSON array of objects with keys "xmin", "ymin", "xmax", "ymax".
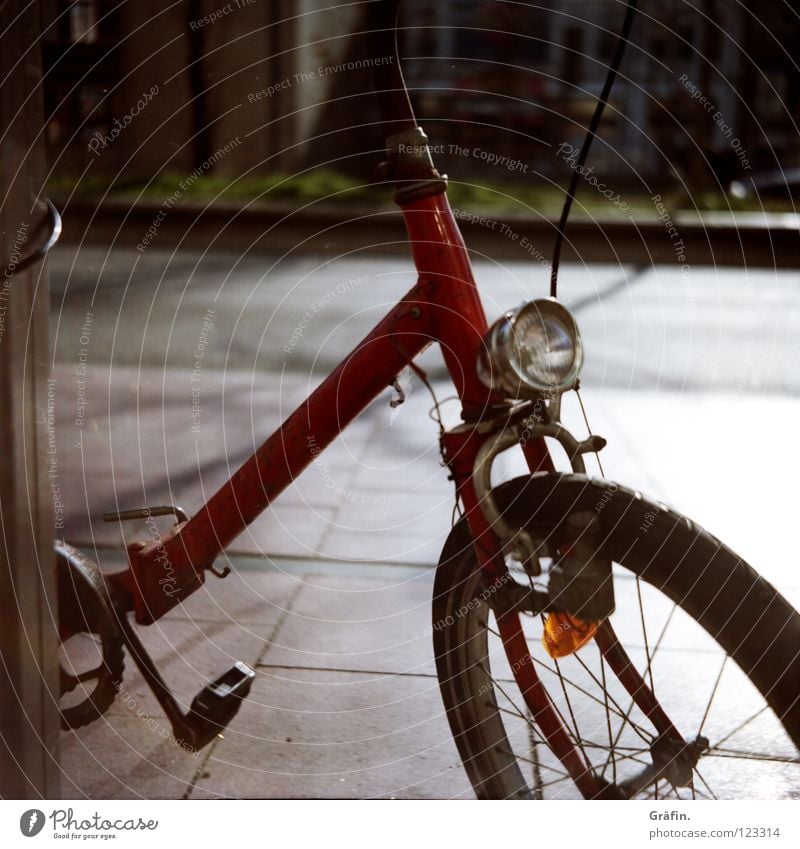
[{"xmin": 477, "ymin": 298, "xmax": 584, "ymax": 400}]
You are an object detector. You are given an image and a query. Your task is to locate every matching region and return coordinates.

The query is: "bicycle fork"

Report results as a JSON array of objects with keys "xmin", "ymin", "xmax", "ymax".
[{"xmin": 441, "ymin": 423, "xmax": 707, "ymax": 798}]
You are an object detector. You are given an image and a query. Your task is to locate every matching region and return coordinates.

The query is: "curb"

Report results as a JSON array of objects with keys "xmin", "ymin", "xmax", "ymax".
[{"xmin": 55, "ymin": 197, "xmax": 800, "ymax": 268}]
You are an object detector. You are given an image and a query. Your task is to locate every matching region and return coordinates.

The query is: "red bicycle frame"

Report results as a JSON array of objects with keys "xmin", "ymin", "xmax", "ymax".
[
  {"xmin": 111, "ymin": 185, "xmax": 509, "ymax": 621},
  {"xmin": 103, "ymin": 5, "xmax": 693, "ymax": 796}
]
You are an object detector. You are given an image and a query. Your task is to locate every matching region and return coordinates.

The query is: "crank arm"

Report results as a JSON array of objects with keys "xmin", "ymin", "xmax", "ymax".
[{"xmin": 110, "ymin": 598, "xmax": 254, "ymax": 752}]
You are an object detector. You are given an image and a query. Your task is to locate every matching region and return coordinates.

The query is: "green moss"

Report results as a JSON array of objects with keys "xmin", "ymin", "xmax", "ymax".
[
  {"xmin": 48, "ymin": 169, "xmax": 379, "ymax": 205},
  {"xmin": 47, "ymin": 169, "xmax": 792, "ymax": 214}
]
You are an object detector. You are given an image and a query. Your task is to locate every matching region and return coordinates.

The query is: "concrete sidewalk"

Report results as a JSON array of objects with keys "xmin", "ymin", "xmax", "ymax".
[
  {"xmin": 50, "ymin": 247, "xmax": 800, "ymax": 798},
  {"xmin": 55, "ymin": 375, "xmax": 800, "ymax": 799},
  {"xmin": 60, "ymin": 554, "xmax": 469, "ymax": 800}
]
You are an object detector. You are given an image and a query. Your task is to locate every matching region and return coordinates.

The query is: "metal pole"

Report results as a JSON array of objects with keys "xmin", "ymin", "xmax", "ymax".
[{"xmin": 0, "ymin": 0, "xmax": 61, "ymax": 798}]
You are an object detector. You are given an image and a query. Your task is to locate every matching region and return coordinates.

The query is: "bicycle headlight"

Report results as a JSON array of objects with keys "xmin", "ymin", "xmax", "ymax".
[{"xmin": 477, "ymin": 299, "xmax": 583, "ymax": 399}]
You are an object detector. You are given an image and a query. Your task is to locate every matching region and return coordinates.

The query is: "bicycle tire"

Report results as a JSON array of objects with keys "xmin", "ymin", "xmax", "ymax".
[
  {"xmin": 57, "ymin": 541, "xmax": 125, "ymax": 730},
  {"xmin": 433, "ymin": 473, "xmax": 800, "ymax": 799}
]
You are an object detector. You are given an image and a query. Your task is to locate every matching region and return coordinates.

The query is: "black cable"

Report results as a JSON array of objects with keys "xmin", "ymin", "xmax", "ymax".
[{"xmin": 550, "ymin": 0, "xmax": 639, "ymax": 299}]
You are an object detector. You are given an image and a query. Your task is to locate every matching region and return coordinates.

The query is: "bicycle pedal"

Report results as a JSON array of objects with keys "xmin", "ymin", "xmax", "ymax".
[{"xmin": 183, "ymin": 661, "xmax": 255, "ymax": 751}]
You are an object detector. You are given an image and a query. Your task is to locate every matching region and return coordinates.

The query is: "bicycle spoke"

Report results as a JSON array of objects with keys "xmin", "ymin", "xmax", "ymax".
[
  {"xmin": 579, "ymin": 745, "xmax": 653, "ymax": 770},
  {"xmin": 543, "ymin": 614, "xmax": 594, "ymax": 770},
  {"xmin": 536, "ymin": 774, "xmax": 576, "ymax": 792},
  {"xmin": 711, "ymin": 706, "xmax": 769, "ymax": 750},
  {"xmin": 643, "ymin": 782, "xmax": 681, "ymax": 801},
  {"xmin": 487, "ymin": 625, "xmax": 655, "ymax": 740},
  {"xmin": 498, "ymin": 745, "xmax": 571, "ymax": 780},
  {"xmin": 599, "ymin": 651, "xmax": 617, "ymax": 783},
  {"xmin": 635, "ymin": 577, "xmax": 655, "ymax": 695},
  {"xmin": 699, "ymin": 655, "xmax": 728, "ymax": 736},
  {"xmin": 472, "ymin": 529, "xmax": 791, "ymax": 802},
  {"xmin": 495, "ymin": 703, "xmax": 550, "ymax": 751},
  {"xmin": 495, "ymin": 753, "xmax": 577, "ymax": 795},
  {"xmin": 489, "ymin": 673, "xmax": 568, "ymax": 773},
  {"xmin": 693, "ymin": 767, "xmax": 718, "ymax": 801},
  {"xmin": 704, "ymin": 748, "xmax": 800, "ymax": 765},
  {"xmin": 487, "ymin": 618, "xmax": 660, "ymax": 795},
  {"xmin": 691, "ymin": 786, "xmax": 716, "ymax": 801},
  {"xmin": 648, "ymin": 783, "xmax": 715, "ymax": 801},
  {"xmin": 572, "ymin": 650, "xmax": 654, "ymax": 747},
  {"xmin": 601, "ymin": 602, "xmax": 678, "ymax": 778},
  {"xmin": 527, "ymin": 711, "xmax": 544, "ymax": 799}
]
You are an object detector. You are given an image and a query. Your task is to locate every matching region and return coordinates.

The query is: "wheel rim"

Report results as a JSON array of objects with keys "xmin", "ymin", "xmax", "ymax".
[{"xmin": 480, "ymin": 562, "xmax": 799, "ymax": 799}]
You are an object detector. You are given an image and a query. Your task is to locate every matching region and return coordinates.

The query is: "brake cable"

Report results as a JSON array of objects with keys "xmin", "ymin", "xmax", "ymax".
[{"xmin": 550, "ymin": 0, "xmax": 639, "ymax": 299}]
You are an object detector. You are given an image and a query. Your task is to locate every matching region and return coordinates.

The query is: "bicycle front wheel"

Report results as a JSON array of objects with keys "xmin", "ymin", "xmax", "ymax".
[{"xmin": 433, "ymin": 474, "xmax": 800, "ymax": 799}]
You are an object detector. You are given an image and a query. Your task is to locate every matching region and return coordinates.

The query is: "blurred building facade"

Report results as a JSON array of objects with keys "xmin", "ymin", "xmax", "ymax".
[
  {"xmin": 400, "ymin": 0, "xmax": 799, "ymax": 191},
  {"xmin": 40, "ymin": 0, "xmax": 361, "ymax": 182},
  {"xmin": 41, "ymin": 0, "xmax": 799, "ymax": 194}
]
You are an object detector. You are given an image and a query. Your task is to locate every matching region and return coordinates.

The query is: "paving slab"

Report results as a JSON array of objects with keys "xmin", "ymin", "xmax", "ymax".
[
  {"xmin": 258, "ymin": 571, "xmax": 436, "ymax": 677},
  {"xmin": 49, "ymin": 247, "xmax": 800, "ymax": 799},
  {"xmin": 59, "ymin": 714, "xmax": 202, "ymax": 800},
  {"xmin": 188, "ymin": 667, "xmax": 472, "ymax": 800}
]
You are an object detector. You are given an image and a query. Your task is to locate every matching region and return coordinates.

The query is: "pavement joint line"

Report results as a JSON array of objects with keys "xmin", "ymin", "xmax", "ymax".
[
  {"xmin": 253, "ymin": 663, "xmax": 439, "ymax": 680},
  {"xmin": 311, "ymin": 422, "xmax": 380, "ymax": 551},
  {"xmin": 182, "ymin": 577, "xmax": 306, "ymax": 800},
  {"xmin": 90, "ymin": 543, "xmax": 437, "ymax": 575},
  {"xmin": 252, "ymin": 640, "xmax": 730, "ymax": 681}
]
